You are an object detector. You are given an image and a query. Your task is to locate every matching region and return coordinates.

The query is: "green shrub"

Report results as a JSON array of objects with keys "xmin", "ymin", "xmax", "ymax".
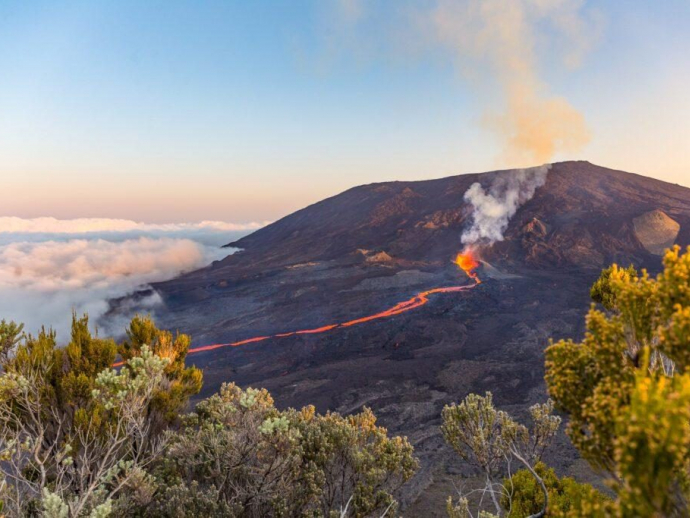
[
  {"xmin": 546, "ymin": 246, "xmax": 690, "ymax": 515},
  {"xmin": 503, "ymin": 462, "xmax": 607, "ymax": 517}
]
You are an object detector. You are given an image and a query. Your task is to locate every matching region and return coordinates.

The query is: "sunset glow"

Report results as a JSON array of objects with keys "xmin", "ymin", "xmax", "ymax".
[{"xmin": 2, "ymin": 3, "xmax": 690, "ymax": 515}]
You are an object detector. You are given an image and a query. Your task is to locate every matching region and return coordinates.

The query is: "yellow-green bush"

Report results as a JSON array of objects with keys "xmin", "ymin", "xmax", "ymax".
[
  {"xmin": 502, "ymin": 462, "xmax": 608, "ymax": 517},
  {"xmin": 546, "ymin": 246, "xmax": 690, "ymax": 516}
]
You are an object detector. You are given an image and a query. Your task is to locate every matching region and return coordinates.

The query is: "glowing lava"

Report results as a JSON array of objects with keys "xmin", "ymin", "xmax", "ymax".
[
  {"xmin": 455, "ymin": 250, "xmax": 481, "ymax": 284},
  {"xmin": 113, "ymin": 252, "xmax": 481, "ymax": 366}
]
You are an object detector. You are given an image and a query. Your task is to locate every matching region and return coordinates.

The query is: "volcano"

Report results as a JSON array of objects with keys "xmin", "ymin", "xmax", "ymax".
[{"xmin": 141, "ymin": 161, "xmax": 690, "ymax": 513}]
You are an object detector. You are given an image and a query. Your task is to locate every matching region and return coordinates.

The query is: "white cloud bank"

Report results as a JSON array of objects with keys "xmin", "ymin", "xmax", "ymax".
[
  {"xmin": 0, "ymin": 217, "xmax": 266, "ymax": 234},
  {"xmin": 0, "ymin": 217, "xmax": 263, "ymax": 338},
  {"xmin": 0, "ymin": 217, "xmax": 268, "ymax": 247}
]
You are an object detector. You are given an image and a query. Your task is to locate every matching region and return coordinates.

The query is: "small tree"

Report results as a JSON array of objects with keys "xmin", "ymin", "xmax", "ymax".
[
  {"xmin": 0, "ymin": 319, "xmax": 24, "ymax": 365},
  {"xmin": 0, "ymin": 314, "xmax": 201, "ymax": 516},
  {"xmin": 589, "ymin": 264, "xmax": 639, "ymax": 311},
  {"xmin": 119, "ymin": 315, "xmax": 203, "ymax": 427},
  {"xmin": 295, "ymin": 405, "xmax": 418, "ymax": 516},
  {"xmin": 546, "ymin": 245, "xmax": 690, "ymax": 515},
  {"xmin": 442, "ymin": 393, "xmax": 561, "ymax": 517},
  {"xmin": 502, "ymin": 462, "xmax": 608, "ymax": 517},
  {"xmin": 0, "ymin": 345, "xmax": 169, "ymax": 516},
  {"xmin": 149, "ymin": 382, "xmax": 303, "ymax": 517}
]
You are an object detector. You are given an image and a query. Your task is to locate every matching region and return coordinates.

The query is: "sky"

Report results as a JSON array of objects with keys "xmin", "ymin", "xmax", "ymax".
[{"xmin": 0, "ymin": 0, "xmax": 689, "ymax": 224}]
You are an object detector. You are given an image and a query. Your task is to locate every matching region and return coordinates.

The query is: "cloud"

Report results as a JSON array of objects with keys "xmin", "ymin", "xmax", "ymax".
[
  {"xmin": 0, "ymin": 218, "xmax": 259, "ymax": 339},
  {"xmin": 0, "ymin": 217, "xmax": 268, "ymax": 247},
  {"xmin": 0, "ymin": 217, "xmax": 266, "ymax": 234},
  {"xmin": 0, "ymin": 237, "xmax": 229, "ymax": 338}
]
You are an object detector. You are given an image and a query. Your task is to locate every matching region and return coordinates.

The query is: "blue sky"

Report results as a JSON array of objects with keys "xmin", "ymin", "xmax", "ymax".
[{"xmin": 0, "ymin": 0, "xmax": 688, "ymax": 223}]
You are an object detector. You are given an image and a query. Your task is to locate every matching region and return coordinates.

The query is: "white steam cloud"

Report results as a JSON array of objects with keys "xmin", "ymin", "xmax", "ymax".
[
  {"xmin": 461, "ymin": 164, "xmax": 550, "ymax": 246},
  {"xmin": 0, "ymin": 218, "xmax": 259, "ymax": 338}
]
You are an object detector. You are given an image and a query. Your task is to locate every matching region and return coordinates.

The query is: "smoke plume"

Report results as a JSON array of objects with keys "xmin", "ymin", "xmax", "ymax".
[
  {"xmin": 430, "ymin": 0, "xmax": 596, "ymax": 165},
  {"xmin": 461, "ymin": 164, "xmax": 550, "ymax": 246},
  {"xmin": 324, "ymin": 0, "xmax": 600, "ymax": 165}
]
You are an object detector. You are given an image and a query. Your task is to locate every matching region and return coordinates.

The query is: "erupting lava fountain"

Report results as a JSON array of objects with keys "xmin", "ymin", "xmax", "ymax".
[{"xmin": 455, "ymin": 250, "xmax": 481, "ymax": 284}]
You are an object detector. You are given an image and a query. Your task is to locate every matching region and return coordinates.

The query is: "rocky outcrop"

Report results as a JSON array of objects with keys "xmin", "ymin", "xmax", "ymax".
[
  {"xmin": 358, "ymin": 249, "xmax": 393, "ymax": 264},
  {"xmin": 633, "ymin": 209, "xmax": 680, "ymax": 255},
  {"xmin": 522, "ymin": 217, "xmax": 547, "ymax": 238}
]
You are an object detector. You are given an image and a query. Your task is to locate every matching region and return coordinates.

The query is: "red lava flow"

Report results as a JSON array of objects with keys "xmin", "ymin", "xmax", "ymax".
[{"xmin": 113, "ymin": 251, "xmax": 481, "ymax": 366}]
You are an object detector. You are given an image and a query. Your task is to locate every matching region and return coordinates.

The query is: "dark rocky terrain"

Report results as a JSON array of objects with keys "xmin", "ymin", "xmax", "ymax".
[{"xmin": 143, "ymin": 161, "xmax": 690, "ymax": 514}]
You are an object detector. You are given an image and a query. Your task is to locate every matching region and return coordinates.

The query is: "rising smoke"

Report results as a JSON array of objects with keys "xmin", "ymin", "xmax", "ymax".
[
  {"xmin": 327, "ymin": 0, "xmax": 600, "ymax": 166},
  {"xmin": 430, "ymin": 0, "xmax": 597, "ymax": 165},
  {"xmin": 461, "ymin": 164, "xmax": 550, "ymax": 247}
]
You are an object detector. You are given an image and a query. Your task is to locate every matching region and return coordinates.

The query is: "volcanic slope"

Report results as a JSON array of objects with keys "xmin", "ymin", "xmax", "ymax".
[{"xmin": 148, "ymin": 161, "xmax": 690, "ymax": 514}]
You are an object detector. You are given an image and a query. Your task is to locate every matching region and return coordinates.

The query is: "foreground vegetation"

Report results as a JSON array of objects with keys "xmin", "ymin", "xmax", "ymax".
[
  {"xmin": 0, "ymin": 316, "xmax": 416, "ymax": 517},
  {"xmin": 0, "ymin": 245, "xmax": 688, "ymax": 517}
]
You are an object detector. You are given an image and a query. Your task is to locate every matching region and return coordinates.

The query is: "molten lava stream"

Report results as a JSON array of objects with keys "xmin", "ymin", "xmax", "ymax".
[{"xmin": 112, "ymin": 251, "xmax": 481, "ymax": 366}]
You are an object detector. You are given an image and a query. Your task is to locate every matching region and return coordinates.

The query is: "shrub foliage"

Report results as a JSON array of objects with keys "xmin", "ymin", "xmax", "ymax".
[
  {"xmin": 546, "ymin": 245, "xmax": 690, "ymax": 516},
  {"xmin": 0, "ymin": 315, "xmax": 416, "ymax": 517}
]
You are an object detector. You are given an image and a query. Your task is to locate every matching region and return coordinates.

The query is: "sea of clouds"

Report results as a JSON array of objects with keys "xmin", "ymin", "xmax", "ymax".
[{"xmin": 0, "ymin": 217, "xmax": 266, "ymax": 339}]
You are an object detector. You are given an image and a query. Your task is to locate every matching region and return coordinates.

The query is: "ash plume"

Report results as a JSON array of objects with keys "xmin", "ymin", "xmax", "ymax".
[
  {"xmin": 324, "ymin": 0, "xmax": 601, "ymax": 166},
  {"xmin": 430, "ymin": 0, "xmax": 597, "ymax": 165},
  {"xmin": 461, "ymin": 164, "xmax": 550, "ymax": 247}
]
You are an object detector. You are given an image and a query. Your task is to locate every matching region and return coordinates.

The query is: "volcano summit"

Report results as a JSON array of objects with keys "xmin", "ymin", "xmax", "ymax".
[{"xmin": 135, "ymin": 161, "xmax": 690, "ymax": 512}]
